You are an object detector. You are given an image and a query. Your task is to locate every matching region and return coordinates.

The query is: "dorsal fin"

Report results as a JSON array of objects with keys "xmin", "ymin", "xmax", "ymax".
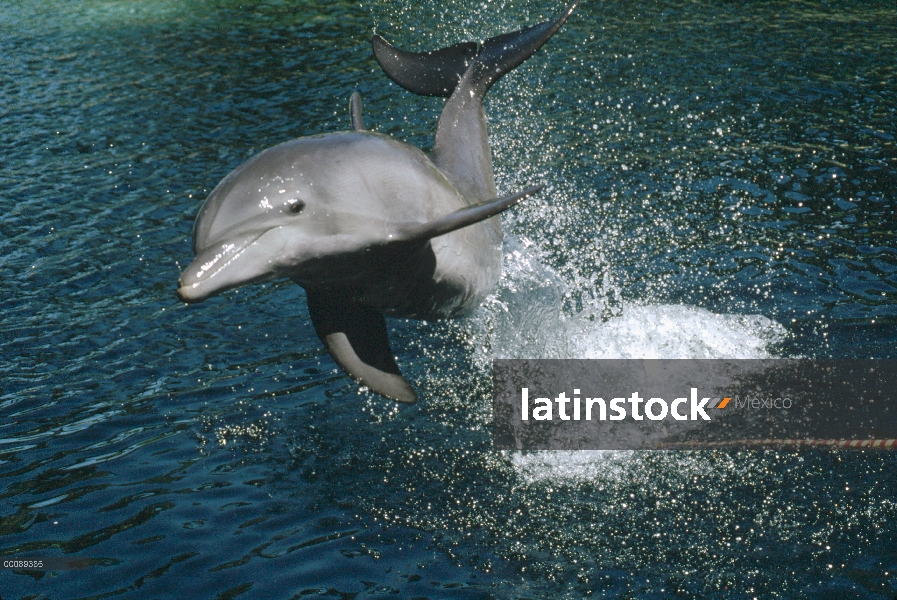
[
  {"xmin": 372, "ymin": 38, "xmax": 478, "ymax": 97},
  {"xmin": 349, "ymin": 92, "xmax": 365, "ymax": 131}
]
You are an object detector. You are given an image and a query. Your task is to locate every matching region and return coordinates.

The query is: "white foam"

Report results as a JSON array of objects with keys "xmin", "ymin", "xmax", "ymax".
[
  {"xmin": 565, "ymin": 304, "xmax": 785, "ymax": 360},
  {"xmin": 476, "ymin": 237, "xmax": 787, "ymax": 484},
  {"xmin": 506, "ymin": 450, "xmax": 631, "ymax": 485}
]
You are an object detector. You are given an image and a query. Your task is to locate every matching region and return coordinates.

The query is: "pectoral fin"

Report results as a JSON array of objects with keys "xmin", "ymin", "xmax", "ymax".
[
  {"xmin": 396, "ymin": 185, "xmax": 543, "ymax": 243},
  {"xmin": 305, "ymin": 288, "xmax": 417, "ymax": 404}
]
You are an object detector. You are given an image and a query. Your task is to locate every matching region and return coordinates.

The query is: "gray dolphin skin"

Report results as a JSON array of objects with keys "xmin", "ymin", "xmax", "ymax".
[{"xmin": 177, "ymin": 2, "xmax": 578, "ymax": 403}]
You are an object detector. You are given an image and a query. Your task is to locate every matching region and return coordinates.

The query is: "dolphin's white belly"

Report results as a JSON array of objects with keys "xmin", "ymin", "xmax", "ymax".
[{"xmin": 416, "ymin": 216, "xmax": 502, "ymax": 318}]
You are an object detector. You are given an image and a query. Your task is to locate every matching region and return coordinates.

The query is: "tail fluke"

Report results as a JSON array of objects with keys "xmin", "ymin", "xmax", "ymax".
[
  {"xmin": 433, "ymin": 3, "xmax": 577, "ymax": 200},
  {"xmin": 372, "ymin": 38, "xmax": 478, "ymax": 97},
  {"xmin": 463, "ymin": 1, "xmax": 578, "ymax": 99},
  {"xmin": 372, "ymin": 3, "xmax": 576, "ymax": 202},
  {"xmin": 372, "ymin": 2, "xmax": 577, "ymax": 100}
]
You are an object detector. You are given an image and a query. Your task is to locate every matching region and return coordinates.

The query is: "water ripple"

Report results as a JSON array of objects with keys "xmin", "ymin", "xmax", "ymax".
[{"xmin": 1, "ymin": 0, "xmax": 895, "ymax": 597}]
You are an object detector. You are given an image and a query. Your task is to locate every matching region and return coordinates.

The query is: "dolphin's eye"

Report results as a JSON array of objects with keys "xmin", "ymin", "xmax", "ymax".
[{"xmin": 288, "ymin": 200, "xmax": 306, "ymax": 214}]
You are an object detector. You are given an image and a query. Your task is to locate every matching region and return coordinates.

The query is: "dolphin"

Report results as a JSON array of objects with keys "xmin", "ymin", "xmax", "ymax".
[{"xmin": 177, "ymin": 2, "xmax": 577, "ymax": 403}]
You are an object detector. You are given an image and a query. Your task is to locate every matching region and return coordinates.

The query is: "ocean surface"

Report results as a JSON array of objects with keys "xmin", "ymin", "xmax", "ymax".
[{"xmin": 2, "ymin": 0, "xmax": 896, "ymax": 597}]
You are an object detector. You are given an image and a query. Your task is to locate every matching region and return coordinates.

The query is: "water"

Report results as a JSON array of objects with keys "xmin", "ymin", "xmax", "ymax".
[{"xmin": 2, "ymin": 0, "xmax": 896, "ymax": 597}]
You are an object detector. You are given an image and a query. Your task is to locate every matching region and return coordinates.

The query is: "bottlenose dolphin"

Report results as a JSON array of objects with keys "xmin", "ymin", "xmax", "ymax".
[{"xmin": 177, "ymin": 3, "xmax": 577, "ymax": 403}]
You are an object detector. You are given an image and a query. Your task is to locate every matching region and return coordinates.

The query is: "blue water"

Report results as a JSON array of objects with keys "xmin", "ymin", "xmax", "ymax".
[{"xmin": 2, "ymin": 0, "xmax": 896, "ymax": 598}]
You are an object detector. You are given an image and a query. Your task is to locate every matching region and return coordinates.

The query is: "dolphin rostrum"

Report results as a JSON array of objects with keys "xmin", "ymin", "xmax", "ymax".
[{"xmin": 177, "ymin": 3, "xmax": 577, "ymax": 403}]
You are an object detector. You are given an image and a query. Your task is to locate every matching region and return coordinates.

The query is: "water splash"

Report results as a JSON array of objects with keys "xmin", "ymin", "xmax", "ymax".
[
  {"xmin": 476, "ymin": 234, "xmax": 786, "ymax": 362},
  {"xmin": 460, "ymin": 235, "xmax": 788, "ymax": 484}
]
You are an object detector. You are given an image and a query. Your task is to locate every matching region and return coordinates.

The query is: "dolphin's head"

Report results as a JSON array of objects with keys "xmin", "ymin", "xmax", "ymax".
[
  {"xmin": 177, "ymin": 134, "xmax": 402, "ymax": 303},
  {"xmin": 176, "ymin": 131, "xmax": 530, "ymax": 305}
]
